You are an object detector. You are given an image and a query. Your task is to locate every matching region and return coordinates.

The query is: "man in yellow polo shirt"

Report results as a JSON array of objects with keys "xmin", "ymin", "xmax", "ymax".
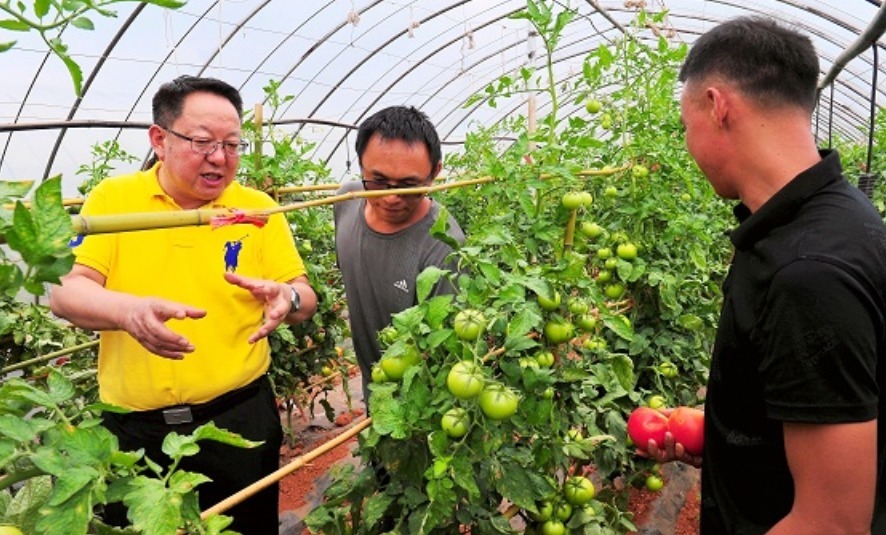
[{"xmin": 50, "ymin": 75, "xmax": 317, "ymax": 534}]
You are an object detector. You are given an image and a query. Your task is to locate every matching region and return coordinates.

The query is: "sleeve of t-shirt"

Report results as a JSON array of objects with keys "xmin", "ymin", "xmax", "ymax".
[{"xmin": 756, "ymin": 259, "xmax": 879, "ymax": 423}]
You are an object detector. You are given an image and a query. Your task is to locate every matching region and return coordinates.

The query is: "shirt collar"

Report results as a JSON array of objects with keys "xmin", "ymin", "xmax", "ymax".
[
  {"xmin": 148, "ymin": 162, "xmax": 233, "ymax": 209},
  {"xmin": 730, "ymin": 150, "xmax": 843, "ymax": 250}
]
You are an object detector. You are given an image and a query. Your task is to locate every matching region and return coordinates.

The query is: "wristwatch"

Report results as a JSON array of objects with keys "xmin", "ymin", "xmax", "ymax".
[{"xmin": 288, "ymin": 285, "xmax": 301, "ymax": 315}]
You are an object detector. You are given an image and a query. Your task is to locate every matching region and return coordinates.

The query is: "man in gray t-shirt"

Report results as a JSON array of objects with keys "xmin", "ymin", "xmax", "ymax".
[{"xmin": 333, "ymin": 106, "xmax": 465, "ymax": 404}]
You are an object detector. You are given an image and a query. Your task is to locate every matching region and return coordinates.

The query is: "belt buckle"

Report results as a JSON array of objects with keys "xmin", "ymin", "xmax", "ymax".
[{"xmin": 162, "ymin": 406, "xmax": 193, "ymax": 425}]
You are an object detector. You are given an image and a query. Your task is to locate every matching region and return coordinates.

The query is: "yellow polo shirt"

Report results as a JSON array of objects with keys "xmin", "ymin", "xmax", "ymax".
[{"xmin": 73, "ymin": 163, "xmax": 306, "ymax": 410}]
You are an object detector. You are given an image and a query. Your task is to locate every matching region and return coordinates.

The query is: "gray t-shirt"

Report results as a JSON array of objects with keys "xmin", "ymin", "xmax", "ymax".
[{"xmin": 333, "ymin": 180, "xmax": 466, "ymax": 401}]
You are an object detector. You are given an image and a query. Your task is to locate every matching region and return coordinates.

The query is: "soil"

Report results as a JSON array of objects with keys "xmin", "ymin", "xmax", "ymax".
[{"xmin": 274, "ymin": 372, "xmax": 701, "ymax": 534}]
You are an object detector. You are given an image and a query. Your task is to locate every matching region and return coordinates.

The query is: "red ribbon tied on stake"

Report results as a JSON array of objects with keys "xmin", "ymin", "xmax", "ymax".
[{"xmin": 210, "ymin": 209, "xmax": 269, "ymax": 229}]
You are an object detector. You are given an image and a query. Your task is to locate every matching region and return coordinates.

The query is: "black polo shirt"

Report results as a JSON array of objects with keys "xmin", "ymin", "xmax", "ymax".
[{"xmin": 701, "ymin": 150, "xmax": 886, "ymax": 534}]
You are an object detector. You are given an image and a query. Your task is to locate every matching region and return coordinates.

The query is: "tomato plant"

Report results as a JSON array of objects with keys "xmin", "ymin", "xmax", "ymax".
[{"xmin": 537, "ymin": 290, "xmax": 562, "ymax": 311}]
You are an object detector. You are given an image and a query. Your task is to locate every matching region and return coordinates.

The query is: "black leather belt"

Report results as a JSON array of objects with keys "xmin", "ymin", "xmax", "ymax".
[{"xmin": 126, "ymin": 375, "xmax": 267, "ymax": 425}]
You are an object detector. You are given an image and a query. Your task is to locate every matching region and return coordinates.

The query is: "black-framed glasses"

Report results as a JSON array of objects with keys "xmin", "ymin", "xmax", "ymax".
[
  {"xmin": 361, "ymin": 176, "xmax": 432, "ymax": 197},
  {"xmin": 165, "ymin": 128, "xmax": 249, "ymax": 157}
]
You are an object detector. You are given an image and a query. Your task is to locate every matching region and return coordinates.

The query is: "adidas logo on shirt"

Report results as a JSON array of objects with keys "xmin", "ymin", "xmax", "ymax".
[{"xmin": 393, "ymin": 279, "xmax": 409, "ymax": 293}]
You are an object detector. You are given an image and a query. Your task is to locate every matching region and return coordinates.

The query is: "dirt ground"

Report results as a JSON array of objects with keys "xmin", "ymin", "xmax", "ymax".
[{"xmin": 274, "ymin": 372, "xmax": 701, "ymax": 535}]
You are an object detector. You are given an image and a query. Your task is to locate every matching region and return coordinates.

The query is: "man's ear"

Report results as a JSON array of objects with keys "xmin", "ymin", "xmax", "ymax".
[
  {"xmin": 148, "ymin": 125, "xmax": 166, "ymax": 160},
  {"xmin": 431, "ymin": 161, "xmax": 443, "ymax": 179},
  {"xmin": 707, "ymin": 86, "xmax": 730, "ymax": 127}
]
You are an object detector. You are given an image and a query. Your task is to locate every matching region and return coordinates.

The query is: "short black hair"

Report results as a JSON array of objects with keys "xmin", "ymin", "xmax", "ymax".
[
  {"xmin": 355, "ymin": 106, "xmax": 442, "ymax": 171},
  {"xmin": 152, "ymin": 75, "xmax": 244, "ymax": 128},
  {"xmin": 679, "ymin": 16, "xmax": 819, "ymax": 112}
]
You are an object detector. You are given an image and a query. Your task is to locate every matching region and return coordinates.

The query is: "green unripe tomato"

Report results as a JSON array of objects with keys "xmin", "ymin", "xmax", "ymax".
[
  {"xmin": 564, "ymin": 475, "xmax": 596, "ymax": 505},
  {"xmin": 453, "ymin": 309, "xmax": 486, "ymax": 341},
  {"xmin": 447, "ymin": 361, "xmax": 485, "ymax": 399},
  {"xmin": 647, "ymin": 395, "xmax": 667, "ymax": 409},
  {"xmin": 530, "ymin": 500, "xmax": 554, "ymax": 522},
  {"xmin": 580, "ymin": 221, "xmax": 604, "ymax": 239},
  {"xmin": 561, "ymin": 192, "xmax": 584, "ymax": 210},
  {"xmin": 632, "ymin": 164, "xmax": 649, "ymax": 178},
  {"xmin": 597, "ymin": 247, "xmax": 613, "ymax": 259},
  {"xmin": 543, "ymin": 320, "xmax": 574, "ymax": 344},
  {"xmin": 604, "ymin": 257, "xmax": 618, "ymax": 270},
  {"xmin": 441, "ymin": 407, "xmax": 470, "ymax": 438},
  {"xmin": 0, "ymin": 527, "xmax": 25, "ymax": 535},
  {"xmin": 616, "ymin": 242, "xmax": 639, "ymax": 261},
  {"xmin": 478, "ymin": 384, "xmax": 520, "ymax": 420},
  {"xmin": 535, "ymin": 350, "xmax": 555, "ymax": 368},
  {"xmin": 537, "ymin": 291, "xmax": 562, "ymax": 311},
  {"xmin": 604, "ymin": 283, "xmax": 626, "ymax": 300},
  {"xmin": 646, "ymin": 474, "xmax": 664, "ymax": 492},
  {"xmin": 659, "ymin": 361, "xmax": 679, "ymax": 378},
  {"xmin": 604, "ymin": 186, "xmax": 618, "ymax": 198},
  {"xmin": 371, "ymin": 365, "xmax": 388, "ymax": 383},
  {"xmin": 595, "ymin": 269, "xmax": 613, "ymax": 283},
  {"xmin": 585, "ymin": 99, "xmax": 602, "ymax": 114},
  {"xmin": 576, "ymin": 314, "xmax": 597, "ymax": 331},
  {"xmin": 681, "ymin": 192, "xmax": 692, "ymax": 202},
  {"xmin": 579, "ymin": 191, "xmax": 593, "ymax": 207},
  {"xmin": 568, "ymin": 297, "xmax": 589, "ymax": 315}
]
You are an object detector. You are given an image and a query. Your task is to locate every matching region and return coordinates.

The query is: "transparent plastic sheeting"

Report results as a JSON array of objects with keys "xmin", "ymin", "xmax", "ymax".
[{"xmin": 0, "ymin": 0, "xmax": 882, "ymax": 191}]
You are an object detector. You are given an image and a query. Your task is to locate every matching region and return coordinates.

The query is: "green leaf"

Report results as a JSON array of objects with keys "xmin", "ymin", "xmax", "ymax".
[
  {"xmin": 602, "ymin": 314, "xmax": 634, "ymax": 342},
  {"xmin": 56, "ymin": 48, "xmax": 83, "ymax": 96},
  {"xmin": 191, "ymin": 421, "xmax": 261, "ymax": 448},
  {"xmin": 34, "ymin": 0, "xmax": 51, "ymax": 18},
  {"xmin": 608, "ymin": 354, "xmax": 636, "ymax": 392},
  {"xmin": 423, "ymin": 294, "xmax": 452, "ymax": 329},
  {"xmin": 0, "ymin": 180, "xmax": 34, "ymax": 202},
  {"xmin": 35, "ymin": 485, "xmax": 92, "ymax": 535},
  {"xmin": 0, "ymin": 19, "xmax": 31, "ymax": 31},
  {"xmin": 70, "ymin": 16, "xmax": 94, "ymax": 30},
  {"xmin": 124, "ymin": 477, "xmax": 184, "ymax": 535},
  {"xmin": 429, "ymin": 206, "xmax": 460, "ymax": 250},
  {"xmin": 0, "ymin": 40, "xmax": 16, "ymax": 52},
  {"xmin": 46, "ymin": 368, "xmax": 76, "ymax": 403},
  {"xmin": 362, "ymin": 492, "xmax": 396, "ymax": 528},
  {"xmin": 449, "ymin": 454, "xmax": 480, "ymax": 498},
  {"xmin": 495, "ymin": 460, "xmax": 546, "ymax": 511},
  {"xmin": 416, "ymin": 266, "xmax": 447, "ymax": 303},
  {"xmin": 161, "ymin": 432, "xmax": 201, "ymax": 459},
  {"xmin": 5, "ymin": 476, "xmax": 52, "ymax": 534},
  {"xmin": 145, "ymin": 0, "xmax": 188, "ymax": 8},
  {"xmin": 46, "ymin": 466, "xmax": 97, "ymax": 505},
  {"xmin": 0, "ymin": 414, "xmax": 54, "ymax": 442}
]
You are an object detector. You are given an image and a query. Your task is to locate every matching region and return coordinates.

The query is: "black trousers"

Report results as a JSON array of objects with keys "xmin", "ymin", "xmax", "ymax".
[{"xmin": 101, "ymin": 376, "xmax": 282, "ymax": 535}]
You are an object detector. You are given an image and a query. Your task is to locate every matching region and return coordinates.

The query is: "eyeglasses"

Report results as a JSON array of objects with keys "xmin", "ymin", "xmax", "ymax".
[
  {"xmin": 361, "ymin": 176, "xmax": 432, "ymax": 197},
  {"xmin": 165, "ymin": 128, "xmax": 249, "ymax": 157}
]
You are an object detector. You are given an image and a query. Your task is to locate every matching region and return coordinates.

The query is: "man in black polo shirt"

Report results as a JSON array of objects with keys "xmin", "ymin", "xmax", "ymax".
[{"xmin": 644, "ymin": 16, "xmax": 886, "ymax": 534}]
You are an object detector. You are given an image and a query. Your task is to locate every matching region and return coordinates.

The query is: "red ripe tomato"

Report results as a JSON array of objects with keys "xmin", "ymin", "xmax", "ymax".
[
  {"xmin": 626, "ymin": 407, "xmax": 668, "ymax": 450},
  {"xmin": 668, "ymin": 407, "xmax": 705, "ymax": 456}
]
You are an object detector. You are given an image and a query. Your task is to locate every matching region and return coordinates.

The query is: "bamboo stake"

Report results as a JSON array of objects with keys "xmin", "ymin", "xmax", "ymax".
[
  {"xmin": 0, "ymin": 340, "xmax": 98, "ymax": 374},
  {"xmin": 198, "ymin": 417, "xmax": 372, "ymax": 523},
  {"xmin": 68, "ymin": 176, "xmax": 496, "ymax": 237}
]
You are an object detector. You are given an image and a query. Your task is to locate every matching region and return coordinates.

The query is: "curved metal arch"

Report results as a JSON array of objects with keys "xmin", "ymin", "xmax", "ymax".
[
  {"xmin": 310, "ymin": 2, "xmax": 631, "ymax": 164},
  {"xmin": 314, "ymin": 4, "xmax": 530, "ymax": 167},
  {"xmin": 235, "ymin": 0, "xmax": 340, "ymax": 93},
  {"xmin": 280, "ymin": 0, "xmax": 475, "ymax": 133},
  {"xmin": 34, "ymin": 5, "xmax": 149, "ymax": 181}
]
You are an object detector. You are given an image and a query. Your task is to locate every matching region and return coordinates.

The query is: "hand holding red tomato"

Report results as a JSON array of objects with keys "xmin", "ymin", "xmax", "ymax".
[{"xmin": 628, "ymin": 406, "xmax": 704, "ymax": 468}]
